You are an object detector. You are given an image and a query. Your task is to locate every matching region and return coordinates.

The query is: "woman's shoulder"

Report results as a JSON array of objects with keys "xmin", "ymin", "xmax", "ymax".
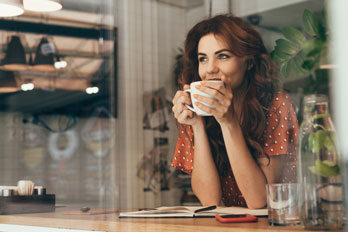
[{"xmin": 270, "ymin": 91, "xmax": 294, "ymax": 109}]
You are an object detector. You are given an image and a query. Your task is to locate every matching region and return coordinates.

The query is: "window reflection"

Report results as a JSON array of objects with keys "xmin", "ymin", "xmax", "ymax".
[{"xmin": 0, "ymin": 0, "xmax": 331, "ymax": 219}]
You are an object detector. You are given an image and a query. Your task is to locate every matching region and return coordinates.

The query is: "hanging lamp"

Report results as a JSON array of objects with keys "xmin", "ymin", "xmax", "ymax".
[
  {"xmin": 1, "ymin": 35, "xmax": 28, "ymax": 71},
  {"xmin": 23, "ymin": 0, "xmax": 62, "ymax": 12},
  {"xmin": 0, "ymin": 0, "xmax": 24, "ymax": 17},
  {"xmin": 32, "ymin": 37, "xmax": 55, "ymax": 72}
]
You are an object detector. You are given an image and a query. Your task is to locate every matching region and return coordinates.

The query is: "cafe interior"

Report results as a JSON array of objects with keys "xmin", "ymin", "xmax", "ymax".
[{"xmin": 0, "ymin": 0, "xmax": 348, "ymax": 231}]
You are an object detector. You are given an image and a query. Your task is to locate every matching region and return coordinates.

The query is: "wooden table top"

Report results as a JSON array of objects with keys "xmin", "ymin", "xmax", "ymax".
[{"xmin": 0, "ymin": 207, "xmax": 344, "ymax": 232}]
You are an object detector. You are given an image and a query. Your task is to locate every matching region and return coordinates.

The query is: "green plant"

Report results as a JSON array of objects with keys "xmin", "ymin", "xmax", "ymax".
[
  {"xmin": 271, "ymin": 8, "xmax": 329, "ymax": 94},
  {"xmin": 307, "ymin": 125, "xmax": 339, "ymax": 177},
  {"xmin": 273, "ymin": 8, "xmax": 340, "ymax": 178}
]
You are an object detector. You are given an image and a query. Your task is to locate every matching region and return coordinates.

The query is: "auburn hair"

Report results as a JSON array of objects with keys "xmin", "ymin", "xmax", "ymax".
[{"xmin": 178, "ymin": 14, "xmax": 279, "ymax": 176}]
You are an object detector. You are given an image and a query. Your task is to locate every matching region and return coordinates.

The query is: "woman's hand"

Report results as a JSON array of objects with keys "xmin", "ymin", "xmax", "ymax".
[
  {"xmin": 172, "ymin": 84, "xmax": 203, "ymax": 126},
  {"xmin": 193, "ymin": 76, "xmax": 236, "ymax": 125}
]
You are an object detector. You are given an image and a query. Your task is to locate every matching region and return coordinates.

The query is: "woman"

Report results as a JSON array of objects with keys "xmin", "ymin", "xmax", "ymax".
[{"xmin": 171, "ymin": 15, "xmax": 298, "ymax": 209}]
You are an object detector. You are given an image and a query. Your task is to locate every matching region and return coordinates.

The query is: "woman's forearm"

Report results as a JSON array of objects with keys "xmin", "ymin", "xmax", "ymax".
[
  {"xmin": 191, "ymin": 121, "xmax": 221, "ymax": 206},
  {"xmin": 221, "ymin": 122, "xmax": 267, "ymax": 209}
]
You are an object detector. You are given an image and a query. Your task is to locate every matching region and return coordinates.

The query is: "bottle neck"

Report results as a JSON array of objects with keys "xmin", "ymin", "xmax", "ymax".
[{"xmin": 303, "ymin": 101, "xmax": 329, "ymax": 120}]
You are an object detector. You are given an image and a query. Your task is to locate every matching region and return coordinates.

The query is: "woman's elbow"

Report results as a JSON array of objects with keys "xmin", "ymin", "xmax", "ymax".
[
  {"xmin": 245, "ymin": 196, "xmax": 267, "ymax": 209},
  {"xmin": 245, "ymin": 197, "xmax": 267, "ymax": 209},
  {"xmin": 193, "ymin": 189, "xmax": 221, "ymax": 206}
]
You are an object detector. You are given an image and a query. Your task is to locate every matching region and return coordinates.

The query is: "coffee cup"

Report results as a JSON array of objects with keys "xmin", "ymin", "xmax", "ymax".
[{"xmin": 184, "ymin": 80, "xmax": 223, "ymax": 116}]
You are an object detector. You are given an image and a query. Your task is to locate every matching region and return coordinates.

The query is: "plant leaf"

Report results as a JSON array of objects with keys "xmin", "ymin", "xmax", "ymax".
[
  {"xmin": 302, "ymin": 9, "xmax": 320, "ymax": 37},
  {"xmin": 274, "ymin": 48, "xmax": 292, "ymax": 61},
  {"xmin": 275, "ymin": 39, "xmax": 299, "ymax": 56},
  {"xmin": 307, "ymin": 48, "xmax": 321, "ymax": 57},
  {"xmin": 309, "ymin": 159, "xmax": 340, "ymax": 177},
  {"xmin": 280, "ymin": 60, "xmax": 291, "ymax": 78},
  {"xmin": 293, "ymin": 51, "xmax": 309, "ymax": 75},
  {"xmin": 308, "ymin": 130, "xmax": 326, "ymax": 153},
  {"xmin": 290, "ymin": 57, "xmax": 303, "ymax": 75},
  {"xmin": 302, "ymin": 60, "xmax": 314, "ymax": 70},
  {"xmin": 306, "ymin": 39, "xmax": 324, "ymax": 57},
  {"xmin": 281, "ymin": 26, "xmax": 306, "ymax": 46},
  {"xmin": 324, "ymin": 132, "xmax": 336, "ymax": 152},
  {"xmin": 271, "ymin": 51, "xmax": 283, "ymax": 63}
]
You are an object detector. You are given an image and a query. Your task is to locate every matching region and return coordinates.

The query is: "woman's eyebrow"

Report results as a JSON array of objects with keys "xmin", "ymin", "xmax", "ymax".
[
  {"xmin": 198, "ymin": 49, "xmax": 231, "ymax": 56},
  {"xmin": 215, "ymin": 49, "xmax": 231, "ymax": 54}
]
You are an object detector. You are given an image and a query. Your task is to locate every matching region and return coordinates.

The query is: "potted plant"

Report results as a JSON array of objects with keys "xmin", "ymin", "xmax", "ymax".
[{"xmin": 271, "ymin": 8, "xmax": 329, "ymax": 94}]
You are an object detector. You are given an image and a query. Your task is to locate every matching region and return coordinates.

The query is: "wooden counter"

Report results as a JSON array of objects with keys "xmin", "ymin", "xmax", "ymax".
[{"xmin": 0, "ymin": 207, "xmax": 344, "ymax": 232}]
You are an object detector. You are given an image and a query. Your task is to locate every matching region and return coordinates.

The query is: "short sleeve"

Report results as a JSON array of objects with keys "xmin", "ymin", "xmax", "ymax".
[
  {"xmin": 263, "ymin": 92, "xmax": 299, "ymax": 157},
  {"xmin": 171, "ymin": 125, "xmax": 194, "ymax": 174}
]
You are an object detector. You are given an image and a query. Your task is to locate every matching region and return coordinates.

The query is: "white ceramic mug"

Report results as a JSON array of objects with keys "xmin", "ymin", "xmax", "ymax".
[{"xmin": 184, "ymin": 80, "xmax": 223, "ymax": 116}]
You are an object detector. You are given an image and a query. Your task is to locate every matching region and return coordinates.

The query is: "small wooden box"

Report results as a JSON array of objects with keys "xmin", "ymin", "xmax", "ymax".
[{"xmin": 0, "ymin": 194, "xmax": 55, "ymax": 215}]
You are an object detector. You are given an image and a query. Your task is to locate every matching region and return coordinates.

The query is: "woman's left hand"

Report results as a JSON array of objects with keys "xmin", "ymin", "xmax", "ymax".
[{"xmin": 193, "ymin": 76, "xmax": 236, "ymax": 125}]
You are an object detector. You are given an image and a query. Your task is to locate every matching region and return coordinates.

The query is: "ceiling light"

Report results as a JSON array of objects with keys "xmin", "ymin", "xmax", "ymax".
[
  {"xmin": 0, "ymin": 0, "xmax": 24, "ymax": 17},
  {"xmin": 23, "ymin": 0, "xmax": 62, "ymax": 12},
  {"xmin": 0, "ymin": 35, "xmax": 28, "ymax": 71},
  {"xmin": 0, "ymin": 70, "xmax": 18, "ymax": 93}
]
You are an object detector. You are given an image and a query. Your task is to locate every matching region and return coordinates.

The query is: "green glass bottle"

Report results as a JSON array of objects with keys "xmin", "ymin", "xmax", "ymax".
[{"xmin": 298, "ymin": 94, "xmax": 343, "ymax": 230}]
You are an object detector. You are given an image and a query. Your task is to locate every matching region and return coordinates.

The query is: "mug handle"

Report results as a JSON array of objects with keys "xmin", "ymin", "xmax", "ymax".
[{"xmin": 184, "ymin": 89, "xmax": 195, "ymax": 112}]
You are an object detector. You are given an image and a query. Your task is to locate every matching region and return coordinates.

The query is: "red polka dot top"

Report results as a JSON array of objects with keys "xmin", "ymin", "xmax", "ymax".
[{"xmin": 171, "ymin": 92, "xmax": 299, "ymax": 207}]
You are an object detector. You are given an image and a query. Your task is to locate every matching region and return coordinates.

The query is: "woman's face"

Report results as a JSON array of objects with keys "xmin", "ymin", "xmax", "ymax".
[{"xmin": 197, "ymin": 33, "xmax": 247, "ymax": 90}]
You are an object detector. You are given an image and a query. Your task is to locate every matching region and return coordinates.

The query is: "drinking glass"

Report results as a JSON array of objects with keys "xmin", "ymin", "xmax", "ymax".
[{"xmin": 266, "ymin": 183, "xmax": 299, "ymax": 226}]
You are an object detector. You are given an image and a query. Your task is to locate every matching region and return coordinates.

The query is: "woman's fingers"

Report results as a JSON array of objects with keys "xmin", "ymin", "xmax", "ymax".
[
  {"xmin": 172, "ymin": 84, "xmax": 191, "ymax": 104},
  {"xmin": 193, "ymin": 99, "xmax": 229, "ymax": 118},
  {"xmin": 195, "ymin": 84, "xmax": 232, "ymax": 108},
  {"xmin": 177, "ymin": 109, "xmax": 194, "ymax": 124},
  {"xmin": 183, "ymin": 84, "xmax": 190, "ymax": 90},
  {"xmin": 193, "ymin": 76, "xmax": 233, "ymax": 119},
  {"xmin": 172, "ymin": 90, "xmax": 191, "ymax": 106},
  {"xmin": 200, "ymin": 80, "xmax": 232, "ymax": 99},
  {"xmin": 172, "ymin": 88, "xmax": 196, "ymax": 123},
  {"xmin": 193, "ymin": 94, "xmax": 225, "ymax": 110},
  {"xmin": 172, "ymin": 102, "xmax": 192, "ymax": 119},
  {"xmin": 200, "ymin": 81, "xmax": 225, "ymax": 95}
]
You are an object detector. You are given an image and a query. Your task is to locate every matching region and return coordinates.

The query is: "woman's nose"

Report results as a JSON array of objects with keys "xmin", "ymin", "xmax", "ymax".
[{"xmin": 207, "ymin": 59, "xmax": 218, "ymax": 74}]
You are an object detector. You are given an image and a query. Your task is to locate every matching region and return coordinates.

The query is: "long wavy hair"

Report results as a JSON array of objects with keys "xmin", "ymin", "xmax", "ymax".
[{"xmin": 179, "ymin": 15, "xmax": 279, "ymax": 176}]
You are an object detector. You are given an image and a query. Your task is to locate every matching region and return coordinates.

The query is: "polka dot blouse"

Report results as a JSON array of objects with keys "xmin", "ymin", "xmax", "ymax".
[{"xmin": 171, "ymin": 92, "xmax": 299, "ymax": 207}]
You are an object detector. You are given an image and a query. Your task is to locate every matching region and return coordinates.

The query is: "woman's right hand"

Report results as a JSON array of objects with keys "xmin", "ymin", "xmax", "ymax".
[{"xmin": 172, "ymin": 84, "xmax": 203, "ymax": 126}]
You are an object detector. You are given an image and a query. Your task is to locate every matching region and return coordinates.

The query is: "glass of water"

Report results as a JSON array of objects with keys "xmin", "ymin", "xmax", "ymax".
[{"xmin": 266, "ymin": 183, "xmax": 300, "ymax": 226}]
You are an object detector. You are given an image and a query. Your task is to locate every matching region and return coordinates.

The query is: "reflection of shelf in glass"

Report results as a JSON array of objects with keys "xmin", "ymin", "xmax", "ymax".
[
  {"xmin": 18, "ymin": 76, "xmax": 89, "ymax": 91},
  {"xmin": 0, "ymin": 70, "xmax": 18, "ymax": 93}
]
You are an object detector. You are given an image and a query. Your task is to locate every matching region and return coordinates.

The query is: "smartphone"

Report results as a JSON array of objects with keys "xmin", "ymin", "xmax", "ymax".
[{"xmin": 215, "ymin": 214, "xmax": 258, "ymax": 223}]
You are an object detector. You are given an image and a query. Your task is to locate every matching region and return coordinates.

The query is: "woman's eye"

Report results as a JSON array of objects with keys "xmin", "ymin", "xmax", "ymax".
[
  {"xmin": 218, "ymin": 54, "xmax": 230, "ymax": 59},
  {"xmin": 198, "ymin": 57, "xmax": 208, "ymax": 62}
]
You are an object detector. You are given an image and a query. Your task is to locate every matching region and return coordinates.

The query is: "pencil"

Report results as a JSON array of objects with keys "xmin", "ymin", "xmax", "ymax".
[{"xmin": 194, "ymin": 205, "xmax": 217, "ymax": 213}]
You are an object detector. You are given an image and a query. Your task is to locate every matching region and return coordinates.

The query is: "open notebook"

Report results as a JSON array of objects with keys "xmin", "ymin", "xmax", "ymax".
[{"xmin": 119, "ymin": 206, "xmax": 268, "ymax": 218}]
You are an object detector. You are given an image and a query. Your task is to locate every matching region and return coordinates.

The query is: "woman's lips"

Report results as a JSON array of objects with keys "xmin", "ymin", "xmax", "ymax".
[{"xmin": 207, "ymin": 78, "xmax": 221, "ymax": 81}]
